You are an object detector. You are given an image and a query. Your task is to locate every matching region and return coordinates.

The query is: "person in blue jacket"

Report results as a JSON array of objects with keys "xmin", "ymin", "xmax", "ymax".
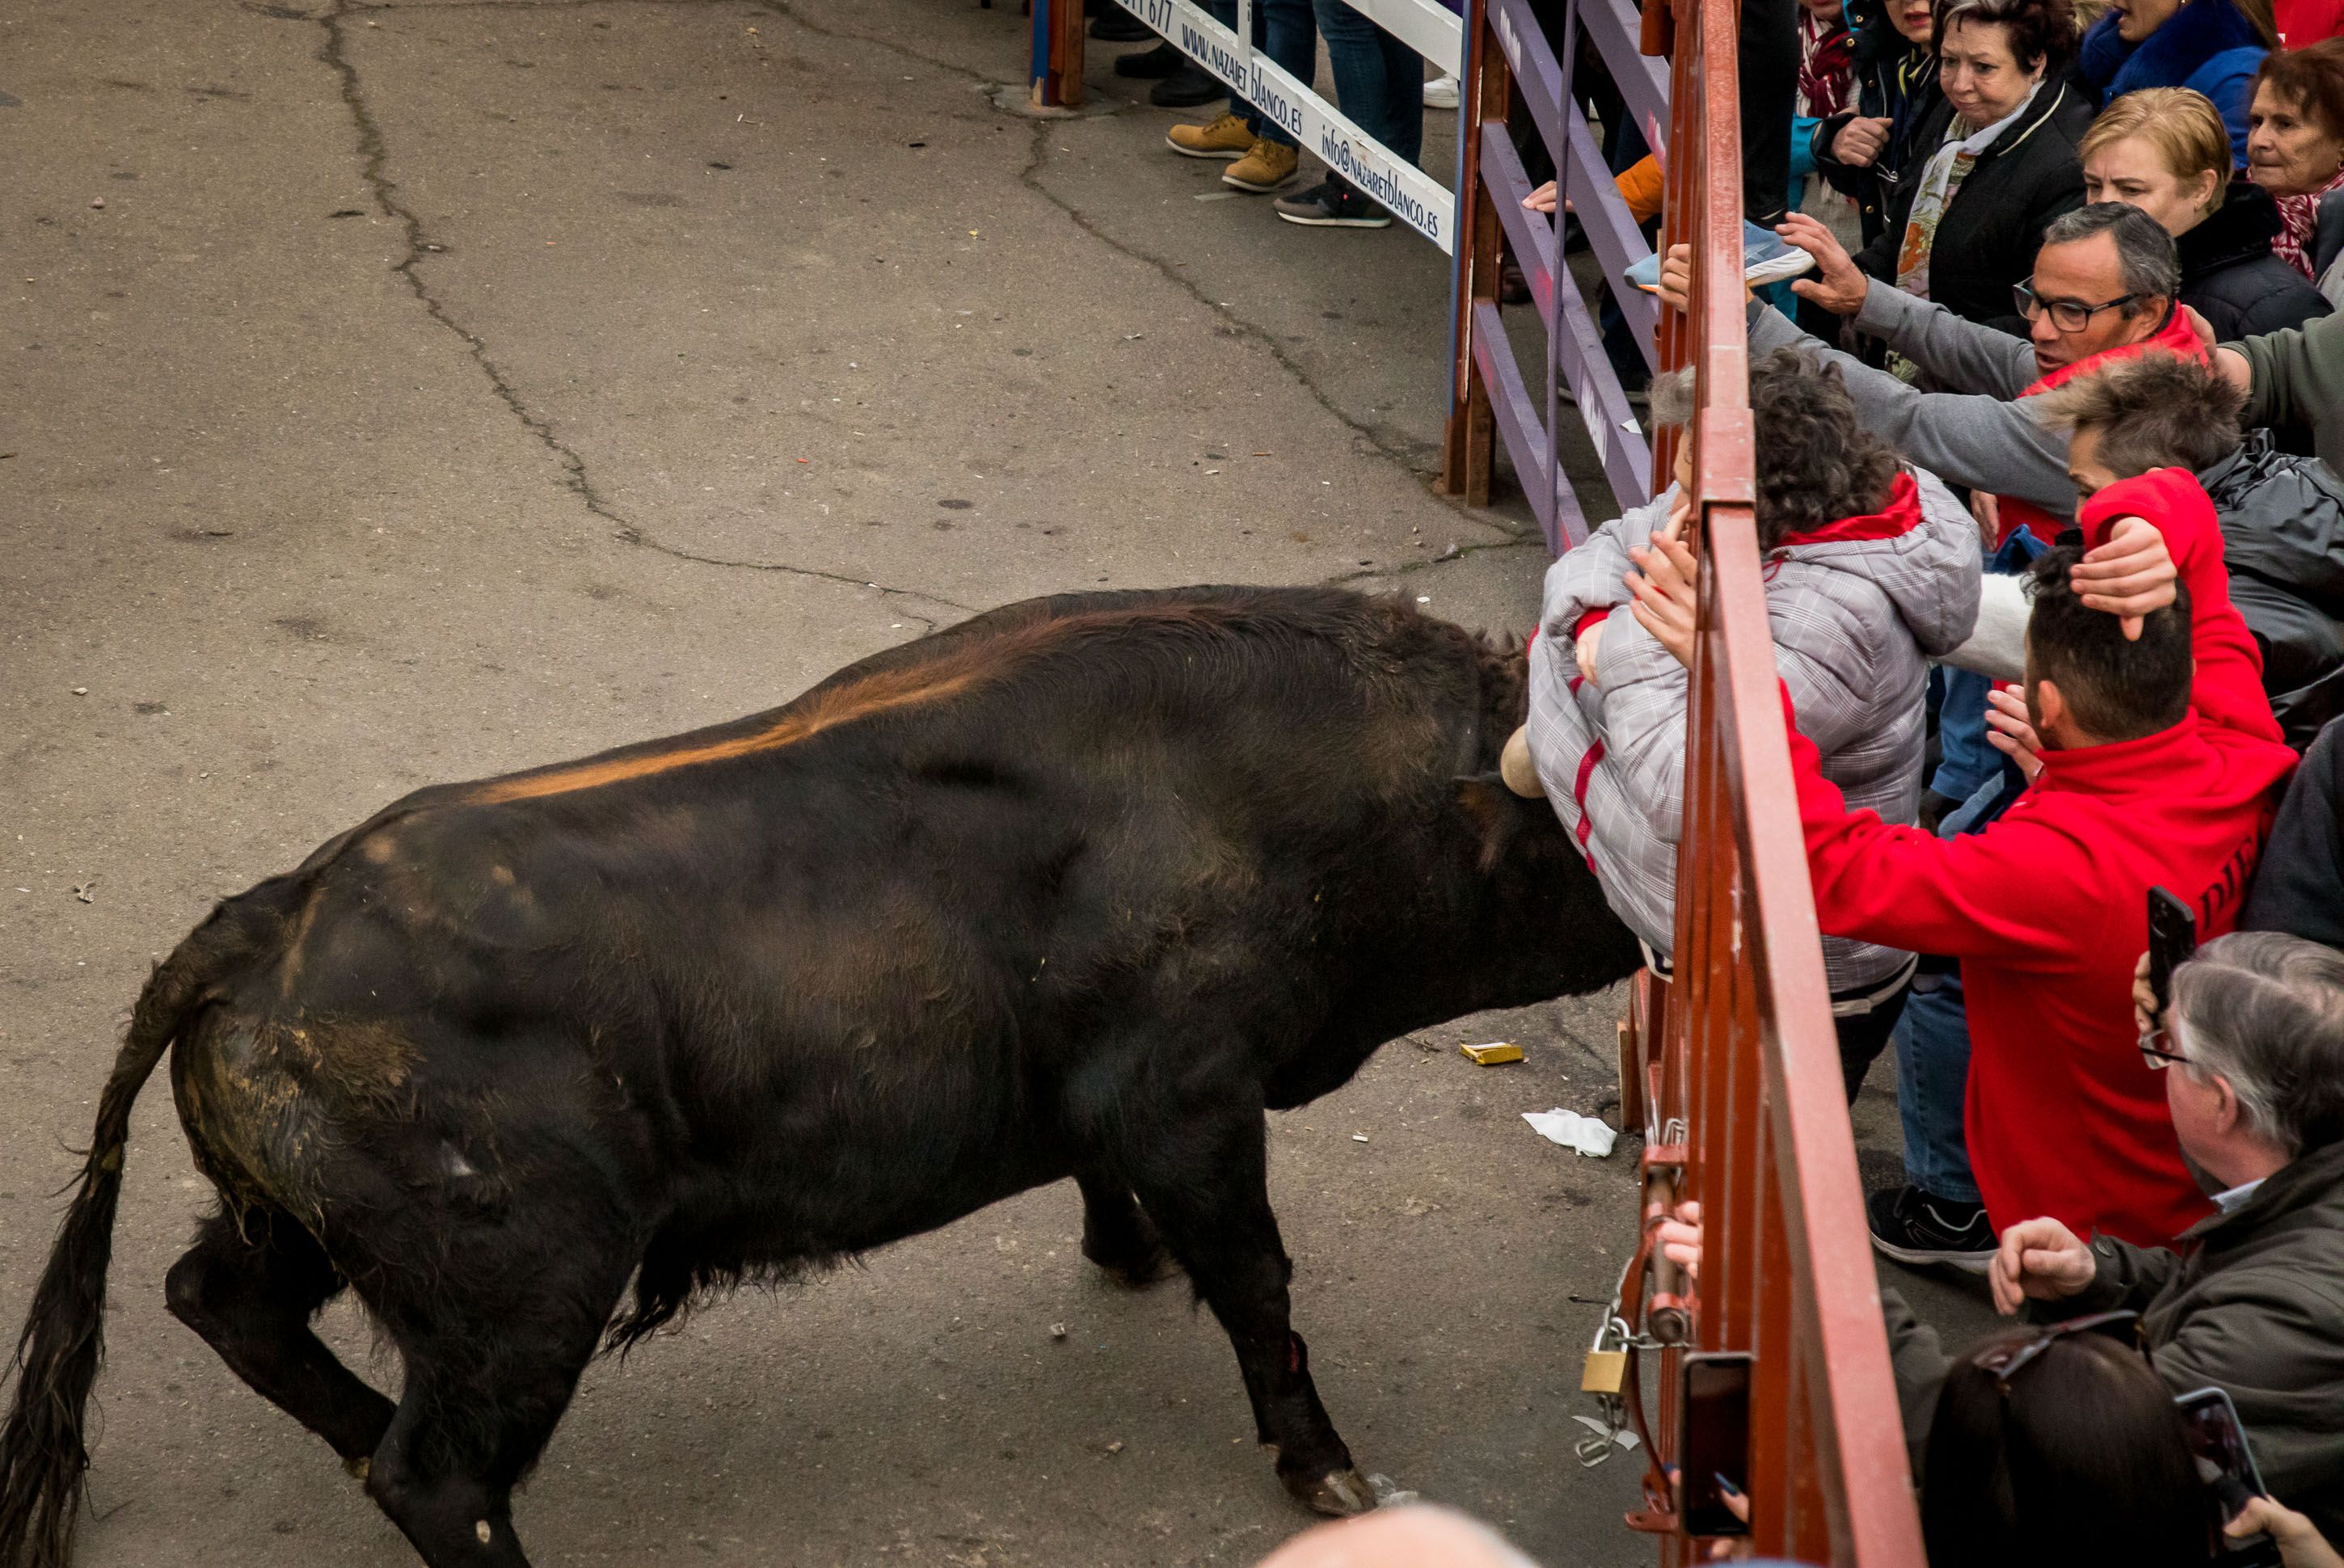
[{"xmin": 2081, "ymin": 0, "xmax": 2279, "ymax": 164}]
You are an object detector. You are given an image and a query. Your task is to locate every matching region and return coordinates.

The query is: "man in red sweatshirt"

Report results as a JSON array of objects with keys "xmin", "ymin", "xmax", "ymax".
[{"xmin": 1785, "ymin": 467, "xmax": 2298, "ymax": 1246}]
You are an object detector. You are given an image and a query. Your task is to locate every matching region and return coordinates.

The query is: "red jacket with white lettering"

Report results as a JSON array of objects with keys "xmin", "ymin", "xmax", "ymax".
[{"xmin": 1784, "ymin": 469, "xmax": 2297, "ymax": 1245}]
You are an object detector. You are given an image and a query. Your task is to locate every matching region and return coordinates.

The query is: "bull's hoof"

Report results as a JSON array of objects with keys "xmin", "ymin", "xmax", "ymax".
[{"xmin": 1286, "ymin": 1465, "xmax": 1375, "ymax": 1517}]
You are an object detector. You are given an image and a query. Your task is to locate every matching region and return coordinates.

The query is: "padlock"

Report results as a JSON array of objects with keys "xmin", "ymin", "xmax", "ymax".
[{"xmin": 1582, "ymin": 1315, "xmax": 1631, "ymax": 1394}]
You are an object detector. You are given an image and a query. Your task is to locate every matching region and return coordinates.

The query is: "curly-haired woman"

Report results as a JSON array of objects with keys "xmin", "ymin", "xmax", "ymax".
[{"xmin": 1521, "ymin": 348, "xmax": 1981, "ymax": 1101}]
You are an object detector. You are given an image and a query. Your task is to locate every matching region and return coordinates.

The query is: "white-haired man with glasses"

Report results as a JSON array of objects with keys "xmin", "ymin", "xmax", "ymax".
[
  {"xmin": 1656, "ymin": 202, "xmax": 2209, "ymax": 536},
  {"xmin": 1993, "ymin": 930, "xmax": 2344, "ymax": 1543}
]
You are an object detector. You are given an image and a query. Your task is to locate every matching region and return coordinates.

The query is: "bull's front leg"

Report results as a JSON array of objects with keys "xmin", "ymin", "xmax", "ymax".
[{"xmin": 1104, "ymin": 1104, "xmax": 1372, "ymax": 1515}]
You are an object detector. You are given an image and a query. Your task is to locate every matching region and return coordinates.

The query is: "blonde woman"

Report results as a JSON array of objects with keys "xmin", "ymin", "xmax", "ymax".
[{"xmin": 2083, "ymin": 86, "xmax": 2333, "ymax": 335}]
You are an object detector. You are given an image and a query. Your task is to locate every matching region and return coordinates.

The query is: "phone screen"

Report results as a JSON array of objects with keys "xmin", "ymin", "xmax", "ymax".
[
  {"xmin": 1679, "ymin": 1353, "xmax": 1752, "ymax": 1537},
  {"xmin": 2175, "ymin": 1389, "xmax": 2281, "ymax": 1566},
  {"xmin": 2148, "ymin": 887, "xmax": 2198, "ymax": 1014}
]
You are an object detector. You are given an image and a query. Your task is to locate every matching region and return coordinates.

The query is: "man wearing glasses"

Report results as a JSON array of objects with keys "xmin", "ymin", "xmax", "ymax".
[
  {"xmin": 1991, "ymin": 930, "xmax": 2344, "ymax": 1543},
  {"xmin": 1653, "ymin": 202, "xmax": 2209, "ymax": 533}
]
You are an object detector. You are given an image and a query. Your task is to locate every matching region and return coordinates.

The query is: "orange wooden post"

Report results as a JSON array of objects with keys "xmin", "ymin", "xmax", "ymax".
[
  {"xmin": 1031, "ymin": 0, "xmax": 1087, "ymax": 109},
  {"xmin": 1439, "ymin": 0, "xmax": 1505, "ymax": 504}
]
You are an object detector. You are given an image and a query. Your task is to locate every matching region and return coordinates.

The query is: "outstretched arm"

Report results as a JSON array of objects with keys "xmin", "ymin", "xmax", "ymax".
[
  {"xmin": 1848, "ymin": 277, "xmax": 2042, "ymax": 398},
  {"xmin": 1745, "ymin": 303, "xmax": 2074, "ymax": 514}
]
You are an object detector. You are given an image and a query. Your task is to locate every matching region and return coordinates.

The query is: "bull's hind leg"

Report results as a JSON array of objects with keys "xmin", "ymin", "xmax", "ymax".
[
  {"xmin": 1074, "ymin": 1170, "xmax": 1174, "ymax": 1287},
  {"xmin": 1115, "ymin": 1111, "xmax": 1371, "ymax": 1516},
  {"xmin": 350, "ymin": 1187, "xmax": 639, "ymax": 1566},
  {"xmin": 165, "ymin": 1208, "xmax": 395, "ymax": 1469}
]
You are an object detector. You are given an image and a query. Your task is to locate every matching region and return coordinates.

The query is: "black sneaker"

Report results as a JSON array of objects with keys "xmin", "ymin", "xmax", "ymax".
[
  {"xmin": 1114, "ymin": 40, "xmax": 1185, "ymax": 78},
  {"xmin": 1868, "ymin": 1185, "xmax": 1994, "ymax": 1273},
  {"xmin": 1149, "ymin": 61, "xmax": 1223, "ymax": 108},
  {"xmin": 1274, "ymin": 178, "xmax": 1393, "ymax": 229},
  {"xmin": 1089, "ymin": 6, "xmax": 1153, "ymax": 41}
]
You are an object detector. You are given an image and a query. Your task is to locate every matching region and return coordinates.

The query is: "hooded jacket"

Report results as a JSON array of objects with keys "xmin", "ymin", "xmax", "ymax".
[
  {"xmin": 2043, "ymin": 1138, "xmax": 2344, "ymax": 1542},
  {"xmin": 2178, "ymin": 184, "xmax": 2334, "ymax": 343},
  {"xmin": 2199, "ymin": 430, "xmax": 2344, "ymax": 748},
  {"xmin": 1527, "ymin": 468, "xmax": 1979, "ymax": 990},
  {"xmin": 2081, "ymin": 0, "xmax": 2268, "ymax": 165},
  {"xmin": 1782, "ymin": 469, "xmax": 2298, "ymax": 1245}
]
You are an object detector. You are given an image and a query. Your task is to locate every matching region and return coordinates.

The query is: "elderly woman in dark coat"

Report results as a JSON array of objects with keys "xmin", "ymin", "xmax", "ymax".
[{"xmin": 1846, "ymin": 0, "xmax": 2093, "ymax": 344}]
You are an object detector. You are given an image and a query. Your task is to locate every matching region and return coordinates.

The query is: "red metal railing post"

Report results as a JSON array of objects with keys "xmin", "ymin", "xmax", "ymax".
[{"xmin": 1621, "ymin": 0, "xmax": 1931, "ymax": 1553}]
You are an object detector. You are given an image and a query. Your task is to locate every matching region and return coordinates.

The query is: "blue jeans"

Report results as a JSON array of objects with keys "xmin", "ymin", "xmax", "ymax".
[
  {"xmin": 1204, "ymin": 0, "xmax": 1318, "ymax": 148},
  {"xmin": 1931, "ymin": 526, "xmax": 2051, "ymax": 802},
  {"xmin": 1892, "ymin": 771, "xmax": 2017, "ymax": 1206},
  {"xmin": 1310, "ymin": 0, "xmax": 1425, "ymax": 166},
  {"xmin": 1895, "ymin": 976, "xmax": 1979, "ymax": 1204},
  {"xmin": 1930, "ymin": 668, "xmax": 2000, "ymax": 803}
]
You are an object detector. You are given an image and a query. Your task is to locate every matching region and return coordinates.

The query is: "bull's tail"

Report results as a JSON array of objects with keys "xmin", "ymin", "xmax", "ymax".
[{"xmin": 0, "ymin": 926, "xmax": 226, "ymax": 1568}]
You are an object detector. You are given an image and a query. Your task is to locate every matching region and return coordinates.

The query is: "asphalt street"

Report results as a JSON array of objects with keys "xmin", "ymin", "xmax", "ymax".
[{"xmin": 0, "ymin": 3, "xmax": 1990, "ymax": 1564}]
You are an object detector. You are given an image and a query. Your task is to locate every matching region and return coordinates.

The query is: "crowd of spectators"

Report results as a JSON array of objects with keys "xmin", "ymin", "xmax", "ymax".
[{"xmin": 1499, "ymin": 0, "xmax": 2344, "ymax": 1553}]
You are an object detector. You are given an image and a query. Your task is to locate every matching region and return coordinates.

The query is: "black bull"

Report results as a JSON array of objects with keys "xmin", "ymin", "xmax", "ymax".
[{"xmin": 0, "ymin": 586, "xmax": 1638, "ymax": 1567}]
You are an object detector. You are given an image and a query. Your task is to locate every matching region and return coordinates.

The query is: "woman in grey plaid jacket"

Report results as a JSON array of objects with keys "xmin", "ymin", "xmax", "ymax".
[{"xmin": 1524, "ymin": 348, "xmax": 1981, "ymax": 1098}]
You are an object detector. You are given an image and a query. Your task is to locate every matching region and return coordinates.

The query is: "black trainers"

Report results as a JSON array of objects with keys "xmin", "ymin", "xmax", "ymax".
[
  {"xmin": 1089, "ymin": 6, "xmax": 1153, "ymax": 40},
  {"xmin": 1149, "ymin": 61, "xmax": 1223, "ymax": 108},
  {"xmin": 1114, "ymin": 40, "xmax": 1185, "ymax": 78},
  {"xmin": 1274, "ymin": 177, "xmax": 1393, "ymax": 229},
  {"xmin": 1867, "ymin": 1184, "xmax": 1994, "ymax": 1273}
]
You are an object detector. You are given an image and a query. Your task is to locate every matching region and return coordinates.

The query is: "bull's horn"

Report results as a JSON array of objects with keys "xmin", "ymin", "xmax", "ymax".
[{"xmin": 1499, "ymin": 727, "xmax": 1544, "ymax": 799}]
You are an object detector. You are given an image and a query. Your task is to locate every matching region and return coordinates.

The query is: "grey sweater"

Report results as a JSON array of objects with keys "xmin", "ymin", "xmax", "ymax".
[
  {"xmin": 1524, "ymin": 468, "xmax": 1979, "ymax": 989},
  {"xmin": 1747, "ymin": 285, "xmax": 2076, "ymax": 521}
]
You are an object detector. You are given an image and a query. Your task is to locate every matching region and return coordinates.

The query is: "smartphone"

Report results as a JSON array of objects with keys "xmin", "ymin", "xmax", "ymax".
[
  {"xmin": 2175, "ymin": 1387, "xmax": 2283, "ymax": 1567},
  {"xmin": 1677, "ymin": 1351, "xmax": 1752, "ymax": 1537},
  {"xmin": 2148, "ymin": 886, "xmax": 2199, "ymax": 1016}
]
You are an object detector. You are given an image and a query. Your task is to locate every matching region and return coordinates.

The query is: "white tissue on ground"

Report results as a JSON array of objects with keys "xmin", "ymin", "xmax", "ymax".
[
  {"xmin": 1522, "ymin": 1108, "xmax": 1617, "ymax": 1158},
  {"xmin": 1367, "ymin": 1473, "xmax": 1421, "ymax": 1507},
  {"xmin": 1571, "ymin": 1414, "xmax": 1641, "ymax": 1449}
]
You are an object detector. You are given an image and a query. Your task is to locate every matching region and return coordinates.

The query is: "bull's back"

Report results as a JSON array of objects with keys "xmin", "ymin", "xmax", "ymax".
[{"xmin": 176, "ymin": 588, "xmax": 1492, "ymax": 1248}]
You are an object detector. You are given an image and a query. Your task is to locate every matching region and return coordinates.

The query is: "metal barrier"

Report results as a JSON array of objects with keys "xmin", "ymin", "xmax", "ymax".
[
  {"xmin": 1441, "ymin": 0, "xmax": 1928, "ymax": 1555},
  {"xmin": 1439, "ymin": 0, "xmax": 1661, "ymax": 546},
  {"xmin": 1608, "ymin": 0, "xmax": 1927, "ymax": 1558},
  {"xmin": 1031, "ymin": 0, "xmax": 1465, "ymax": 253}
]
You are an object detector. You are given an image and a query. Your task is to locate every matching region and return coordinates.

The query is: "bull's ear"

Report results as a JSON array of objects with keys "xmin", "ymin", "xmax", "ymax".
[{"xmin": 1455, "ymin": 773, "xmax": 1558, "ymax": 873}]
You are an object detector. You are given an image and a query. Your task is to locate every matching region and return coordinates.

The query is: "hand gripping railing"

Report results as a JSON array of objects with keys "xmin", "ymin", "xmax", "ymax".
[{"xmin": 1564, "ymin": 0, "xmax": 1928, "ymax": 1558}]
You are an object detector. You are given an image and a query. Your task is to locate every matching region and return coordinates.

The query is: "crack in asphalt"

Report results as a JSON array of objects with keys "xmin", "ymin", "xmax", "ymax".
[
  {"xmin": 1009, "ymin": 121, "xmax": 1532, "ymax": 546},
  {"xmin": 311, "ymin": 0, "xmax": 971, "ymax": 634},
  {"xmin": 297, "ymin": 0, "xmax": 1522, "ymax": 624},
  {"xmin": 1316, "ymin": 534, "xmax": 1541, "ymax": 589}
]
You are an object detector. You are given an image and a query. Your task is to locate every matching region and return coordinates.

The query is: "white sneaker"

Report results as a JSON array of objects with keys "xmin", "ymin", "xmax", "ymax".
[{"xmin": 1423, "ymin": 74, "xmax": 1459, "ymax": 111}]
